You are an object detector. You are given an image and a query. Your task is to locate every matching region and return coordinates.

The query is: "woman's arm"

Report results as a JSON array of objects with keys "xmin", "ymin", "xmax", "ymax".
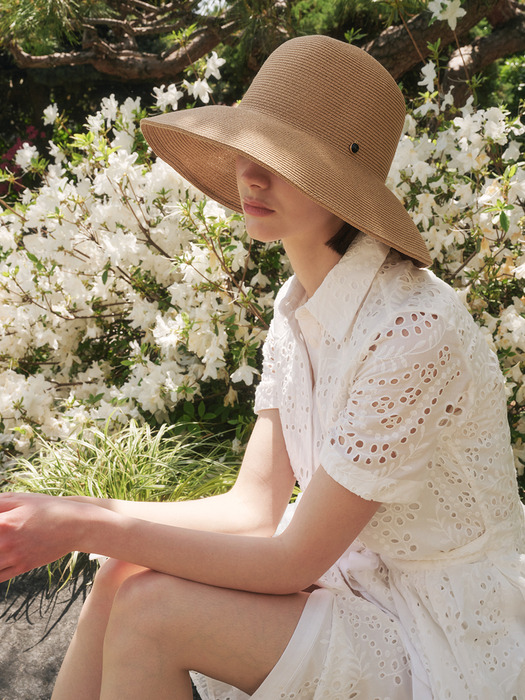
[
  {"xmin": 85, "ymin": 464, "xmax": 378, "ymax": 595},
  {"xmin": 70, "ymin": 409, "xmax": 296, "ymax": 538},
  {"xmin": 0, "ymin": 462, "xmax": 377, "ymax": 594},
  {"xmin": 0, "ymin": 409, "xmax": 301, "ymax": 583}
]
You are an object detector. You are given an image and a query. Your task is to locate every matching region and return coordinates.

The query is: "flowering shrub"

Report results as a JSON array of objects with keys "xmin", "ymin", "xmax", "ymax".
[
  {"xmin": 389, "ymin": 87, "xmax": 525, "ymax": 483},
  {"xmin": 0, "ymin": 48, "xmax": 523, "ymax": 494},
  {"xmin": 0, "ymin": 54, "xmax": 286, "ymax": 467},
  {"xmin": 0, "ymin": 124, "xmax": 47, "ymax": 196}
]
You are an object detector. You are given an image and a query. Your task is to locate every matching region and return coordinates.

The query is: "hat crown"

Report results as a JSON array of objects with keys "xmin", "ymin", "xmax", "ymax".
[
  {"xmin": 140, "ymin": 34, "xmax": 432, "ymax": 266},
  {"xmin": 240, "ymin": 35, "xmax": 406, "ymax": 182}
]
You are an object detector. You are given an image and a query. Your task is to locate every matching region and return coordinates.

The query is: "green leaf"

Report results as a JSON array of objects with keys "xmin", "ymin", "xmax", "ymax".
[
  {"xmin": 500, "ymin": 211, "xmax": 510, "ymax": 233},
  {"xmin": 183, "ymin": 402, "xmax": 195, "ymax": 418},
  {"xmin": 87, "ymin": 392, "xmax": 105, "ymax": 405}
]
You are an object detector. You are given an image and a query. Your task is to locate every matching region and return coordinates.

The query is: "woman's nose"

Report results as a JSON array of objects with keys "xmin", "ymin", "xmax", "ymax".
[{"xmin": 235, "ymin": 156, "xmax": 271, "ymax": 189}]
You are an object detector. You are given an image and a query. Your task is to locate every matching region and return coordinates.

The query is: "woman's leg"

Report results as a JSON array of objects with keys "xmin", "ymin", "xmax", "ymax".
[
  {"xmin": 54, "ymin": 558, "xmax": 309, "ymax": 700},
  {"xmin": 100, "ymin": 569, "xmax": 309, "ymax": 700},
  {"xmin": 52, "ymin": 559, "xmax": 148, "ymax": 700}
]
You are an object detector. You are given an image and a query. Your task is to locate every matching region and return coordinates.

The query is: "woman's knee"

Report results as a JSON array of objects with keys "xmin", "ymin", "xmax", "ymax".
[
  {"xmin": 105, "ymin": 570, "xmax": 195, "ymax": 647},
  {"xmin": 78, "ymin": 559, "xmax": 147, "ymax": 625}
]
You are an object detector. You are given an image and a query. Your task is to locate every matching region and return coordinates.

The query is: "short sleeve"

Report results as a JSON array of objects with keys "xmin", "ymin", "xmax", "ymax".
[
  {"xmin": 254, "ymin": 319, "xmax": 281, "ymax": 413},
  {"xmin": 320, "ymin": 311, "xmax": 472, "ymax": 503}
]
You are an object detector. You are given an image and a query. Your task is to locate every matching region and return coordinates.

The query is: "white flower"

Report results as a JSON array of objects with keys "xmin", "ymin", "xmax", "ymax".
[
  {"xmin": 47, "ymin": 140, "xmax": 65, "ymax": 163},
  {"xmin": 440, "ymin": 0, "xmax": 466, "ymax": 30},
  {"xmin": 411, "ymin": 160, "xmax": 434, "ymax": 185},
  {"xmin": 184, "ymin": 78, "xmax": 212, "ymax": 104},
  {"xmin": 514, "ymin": 263, "xmax": 525, "ymax": 280},
  {"xmin": 105, "ymin": 149, "xmax": 139, "ymax": 183},
  {"xmin": 205, "ymin": 51, "xmax": 226, "ymax": 80},
  {"xmin": 86, "ymin": 113, "xmax": 104, "ymax": 134},
  {"xmin": 119, "ymin": 96, "xmax": 141, "ymax": 129},
  {"xmin": 153, "ymin": 84, "xmax": 185, "ymax": 111},
  {"xmin": 231, "ymin": 436, "xmax": 242, "ymax": 452},
  {"xmin": 414, "ymin": 100, "xmax": 439, "ymax": 118},
  {"xmin": 453, "ymin": 112, "xmax": 483, "ymax": 142},
  {"xmin": 14, "ymin": 142, "xmax": 39, "ymax": 171},
  {"xmin": 503, "ymin": 140, "xmax": 521, "ymax": 161},
  {"xmin": 418, "ymin": 61, "xmax": 436, "ymax": 93},
  {"xmin": 111, "ymin": 129, "xmax": 134, "ymax": 152},
  {"xmin": 428, "ymin": 0, "xmax": 466, "ymax": 31},
  {"xmin": 441, "ymin": 88, "xmax": 455, "ymax": 109},
  {"xmin": 43, "ymin": 104, "xmax": 59, "ymax": 126},
  {"xmin": 152, "ymin": 313, "xmax": 184, "ymax": 351},
  {"xmin": 230, "ymin": 363, "xmax": 259, "ymax": 386},
  {"xmin": 428, "ymin": 1, "xmax": 444, "ymax": 16},
  {"xmin": 100, "ymin": 94, "xmax": 119, "ymax": 125},
  {"xmin": 484, "ymin": 106, "xmax": 508, "ymax": 144}
]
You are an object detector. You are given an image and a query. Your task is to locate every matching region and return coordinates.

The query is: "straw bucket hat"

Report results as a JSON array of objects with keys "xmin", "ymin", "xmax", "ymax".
[{"xmin": 141, "ymin": 34, "xmax": 432, "ymax": 267}]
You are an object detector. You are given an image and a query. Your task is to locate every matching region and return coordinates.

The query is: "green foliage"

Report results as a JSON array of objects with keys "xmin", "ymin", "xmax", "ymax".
[
  {"xmin": 479, "ymin": 54, "xmax": 525, "ymax": 117},
  {"xmin": 4, "ymin": 419, "xmax": 241, "ymax": 579},
  {"xmin": 0, "ymin": 0, "xmax": 108, "ymax": 53},
  {"xmin": 7, "ymin": 420, "xmax": 240, "ymax": 501},
  {"xmin": 367, "ymin": 0, "xmax": 426, "ymax": 28}
]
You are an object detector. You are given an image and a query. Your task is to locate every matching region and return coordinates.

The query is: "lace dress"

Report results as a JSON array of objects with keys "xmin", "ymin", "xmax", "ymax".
[{"xmin": 192, "ymin": 233, "xmax": 525, "ymax": 700}]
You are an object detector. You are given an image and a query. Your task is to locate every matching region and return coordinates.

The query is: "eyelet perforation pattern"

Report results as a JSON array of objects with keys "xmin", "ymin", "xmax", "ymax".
[{"xmin": 243, "ymin": 244, "xmax": 525, "ymax": 699}]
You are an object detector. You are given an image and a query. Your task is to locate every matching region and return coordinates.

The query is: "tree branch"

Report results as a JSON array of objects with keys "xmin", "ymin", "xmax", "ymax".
[
  {"xmin": 7, "ymin": 20, "xmax": 237, "ymax": 81},
  {"xmin": 82, "ymin": 16, "xmax": 197, "ymax": 37},
  {"xmin": 364, "ymin": 0, "xmax": 502, "ymax": 79},
  {"xmin": 443, "ymin": 1, "xmax": 525, "ymax": 105},
  {"xmin": 5, "ymin": 0, "xmax": 521, "ymax": 90}
]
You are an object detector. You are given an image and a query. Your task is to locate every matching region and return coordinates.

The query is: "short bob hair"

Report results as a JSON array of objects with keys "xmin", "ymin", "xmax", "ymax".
[{"xmin": 326, "ymin": 221, "xmax": 359, "ymax": 256}]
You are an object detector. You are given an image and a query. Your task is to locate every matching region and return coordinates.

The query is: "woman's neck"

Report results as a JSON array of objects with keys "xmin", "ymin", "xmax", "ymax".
[{"xmin": 283, "ymin": 239, "xmax": 342, "ymax": 299}]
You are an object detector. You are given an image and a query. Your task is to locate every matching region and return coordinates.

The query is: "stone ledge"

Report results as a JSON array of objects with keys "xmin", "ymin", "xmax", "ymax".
[
  {"xmin": 0, "ymin": 567, "xmax": 202, "ymax": 699},
  {"xmin": 0, "ymin": 567, "xmax": 94, "ymax": 700}
]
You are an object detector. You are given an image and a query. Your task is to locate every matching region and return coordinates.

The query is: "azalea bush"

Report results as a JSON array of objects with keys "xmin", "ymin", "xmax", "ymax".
[
  {"xmin": 0, "ymin": 18, "xmax": 524, "ymax": 497},
  {"xmin": 0, "ymin": 52, "xmax": 289, "ymax": 474},
  {"xmin": 391, "ymin": 59, "xmax": 525, "ymax": 489}
]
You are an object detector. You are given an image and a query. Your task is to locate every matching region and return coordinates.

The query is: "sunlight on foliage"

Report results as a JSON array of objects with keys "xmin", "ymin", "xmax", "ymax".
[
  {"xmin": 0, "ymin": 45, "xmax": 523, "ymax": 501},
  {"xmin": 5, "ymin": 419, "xmax": 240, "ymax": 580}
]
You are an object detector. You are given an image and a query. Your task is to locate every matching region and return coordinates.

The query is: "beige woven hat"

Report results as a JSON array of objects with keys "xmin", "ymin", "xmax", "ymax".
[{"xmin": 141, "ymin": 34, "xmax": 432, "ymax": 267}]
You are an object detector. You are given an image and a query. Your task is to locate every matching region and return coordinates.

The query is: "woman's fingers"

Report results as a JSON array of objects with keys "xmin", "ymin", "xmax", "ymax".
[
  {"xmin": 0, "ymin": 493, "xmax": 81, "ymax": 580},
  {"xmin": 0, "ymin": 492, "xmax": 22, "ymax": 512}
]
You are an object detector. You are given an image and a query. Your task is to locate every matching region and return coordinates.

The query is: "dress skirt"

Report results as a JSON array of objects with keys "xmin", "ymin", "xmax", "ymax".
[{"xmin": 190, "ymin": 587, "xmax": 413, "ymax": 700}]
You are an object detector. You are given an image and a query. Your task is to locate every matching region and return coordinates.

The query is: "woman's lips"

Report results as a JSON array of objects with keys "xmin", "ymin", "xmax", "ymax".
[{"xmin": 242, "ymin": 200, "xmax": 275, "ymax": 217}]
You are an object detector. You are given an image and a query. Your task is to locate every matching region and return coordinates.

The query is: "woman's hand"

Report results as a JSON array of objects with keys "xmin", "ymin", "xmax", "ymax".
[{"xmin": 0, "ymin": 492, "xmax": 93, "ymax": 582}]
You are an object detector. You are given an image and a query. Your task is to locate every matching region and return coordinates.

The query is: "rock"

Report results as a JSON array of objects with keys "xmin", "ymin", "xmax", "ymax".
[
  {"xmin": 0, "ymin": 566, "xmax": 202, "ymax": 699},
  {"xmin": 0, "ymin": 567, "xmax": 94, "ymax": 700}
]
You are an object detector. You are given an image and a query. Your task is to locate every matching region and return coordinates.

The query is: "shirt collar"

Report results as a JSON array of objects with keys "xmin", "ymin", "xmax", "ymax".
[{"xmin": 277, "ymin": 233, "xmax": 390, "ymax": 343}]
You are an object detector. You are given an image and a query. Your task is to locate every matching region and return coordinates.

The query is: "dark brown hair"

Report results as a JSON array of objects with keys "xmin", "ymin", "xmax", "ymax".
[
  {"xmin": 327, "ymin": 222, "xmax": 415, "ymax": 264},
  {"xmin": 326, "ymin": 221, "xmax": 360, "ymax": 256}
]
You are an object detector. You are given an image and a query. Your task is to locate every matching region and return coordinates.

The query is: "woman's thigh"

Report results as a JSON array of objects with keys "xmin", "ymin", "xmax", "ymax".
[{"xmin": 105, "ymin": 569, "xmax": 310, "ymax": 695}]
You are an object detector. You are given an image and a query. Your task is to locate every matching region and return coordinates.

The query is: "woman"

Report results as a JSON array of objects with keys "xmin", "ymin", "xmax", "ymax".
[{"xmin": 1, "ymin": 35, "xmax": 524, "ymax": 700}]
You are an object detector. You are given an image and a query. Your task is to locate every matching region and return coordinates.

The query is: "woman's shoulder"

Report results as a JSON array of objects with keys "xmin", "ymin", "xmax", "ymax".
[
  {"xmin": 349, "ymin": 253, "xmax": 483, "ymax": 363},
  {"xmin": 374, "ymin": 254, "xmax": 469, "ymax": 323}
]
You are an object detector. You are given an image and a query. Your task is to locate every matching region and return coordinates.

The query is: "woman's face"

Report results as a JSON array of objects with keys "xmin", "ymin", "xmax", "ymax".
[{"xmin": 235, "ymin": 156, "xmax": 343, "ymax": 246}]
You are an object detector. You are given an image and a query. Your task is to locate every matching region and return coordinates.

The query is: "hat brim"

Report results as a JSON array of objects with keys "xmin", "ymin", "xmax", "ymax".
[{"xmin": 141, "ymin": 107, "xmax": 432, "ymax": 267}]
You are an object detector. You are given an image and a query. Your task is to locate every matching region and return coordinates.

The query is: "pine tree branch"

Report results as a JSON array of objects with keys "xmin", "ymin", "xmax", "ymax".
[
  {"xmin": 7, "ymin": 19, "xmax": 236, "ymax": 81},
  {"xmin": 443, "ymin": 0, "xmax": 525, "ymax": 105},
  {"xmin": 364, "ymin": 0, "xmax": 502, "ymax": 79}
]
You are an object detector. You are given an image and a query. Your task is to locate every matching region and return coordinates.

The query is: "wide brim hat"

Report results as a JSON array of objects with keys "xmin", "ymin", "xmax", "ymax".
[{"xmin": 141, "ymin": 34, "xmax": 432, "ymax": 267}]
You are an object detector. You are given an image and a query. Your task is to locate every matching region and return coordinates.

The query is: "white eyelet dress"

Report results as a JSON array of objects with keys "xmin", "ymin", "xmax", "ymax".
[{"xmin": 191, "ymin": 233, "xmax": 525, "ymax": 700}]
